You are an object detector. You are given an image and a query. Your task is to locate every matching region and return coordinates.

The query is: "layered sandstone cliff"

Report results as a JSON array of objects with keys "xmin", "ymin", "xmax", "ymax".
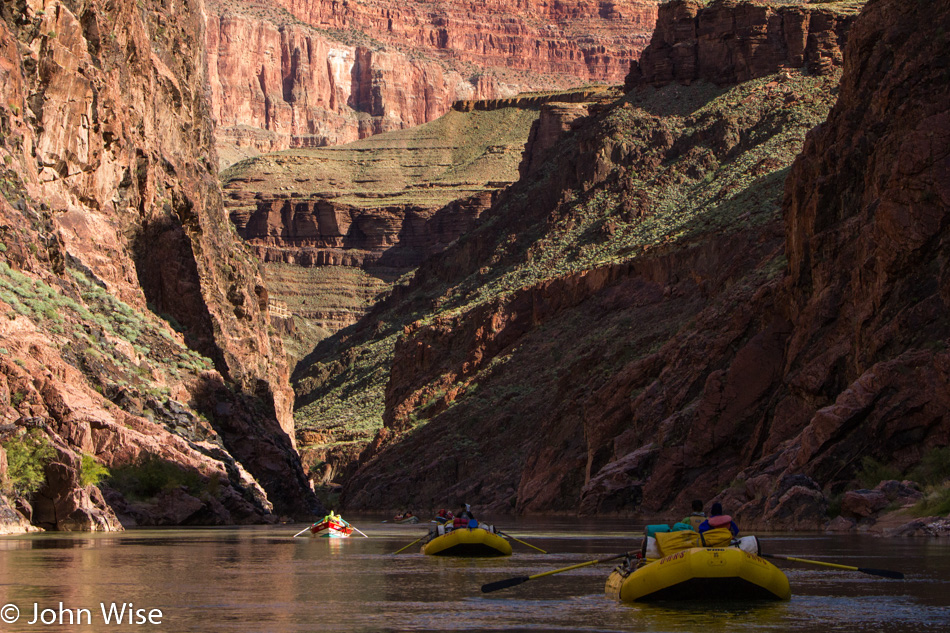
[
  {"xmin": 0, "ymin": 0, "xmax": 320, "ymax": 531},
  {"xmin": 224, "ymin": 88, "xmax": 618, "ymax": 269},
  {"xmin": 221, "ymin": 98, "xmax": 586, "ymax": 359},
  {"xmin": 205, "ymin": 0, "xmax": 659, "ymax": 167},
  {"xmin": 627, "ymin": 0, "xmax": 856, "ymax": 87}
]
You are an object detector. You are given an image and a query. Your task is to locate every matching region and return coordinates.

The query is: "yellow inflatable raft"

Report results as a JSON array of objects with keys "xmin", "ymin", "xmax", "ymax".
[
  {"xmin": 422, "ymin": 527, "xmax": 512, "ymax": 557},
  {"xmin": 605, "ymin": 547, "xmax": 791, "ymax": 602}
]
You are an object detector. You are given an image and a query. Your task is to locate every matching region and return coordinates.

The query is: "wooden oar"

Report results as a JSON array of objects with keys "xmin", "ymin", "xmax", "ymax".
[
  {"xmin": 392, "ymin": 536, "xmax": 425, "ymax": 555},
  {"xmin": 352, "ymin": 526, "xmax": 369, "ymax": 538},
  {"xmin": 497, "ymin": 531, "xmax": 547, "ymax": 554},
  {"xmin": 761, "ymin": 553, "xmax": 904, "ymax": 579},
  {"xmin": 292, "ymin": 525, "xmax": 312, "ymax": 538},
  {"xmin": 481, "ymin": 550, "xmax": 636, "ymax": 593}
]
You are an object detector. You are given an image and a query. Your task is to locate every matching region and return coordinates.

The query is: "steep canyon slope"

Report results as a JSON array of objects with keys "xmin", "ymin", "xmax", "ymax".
[
  {"xmin": 221, "ymin": 87, "xmax": 617, "ymax": 355},
  {"xmin": 223, "ymin": 87, "xmax": 619, "ymax": 481},
  {"xmin": 204, "ymin": 0, "xmax": 660, "ymax": 167},
  {"xmin": 296, "ymin": 0, "xmax": 950, "ymax": 527},
  {"xmin": 0, "ymin": 0, "xmax": 319, "ymax": 533}
]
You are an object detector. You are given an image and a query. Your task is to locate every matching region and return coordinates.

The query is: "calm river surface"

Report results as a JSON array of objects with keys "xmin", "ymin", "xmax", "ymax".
[{"xmin": 1, "ymin": 517, "xmax": 948, "ymax": 632}]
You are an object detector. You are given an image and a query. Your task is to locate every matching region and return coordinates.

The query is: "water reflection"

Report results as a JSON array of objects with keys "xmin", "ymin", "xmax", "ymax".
[{"xmin": 0, "ymin": 519, "xmax": 947, "ymax": 632}]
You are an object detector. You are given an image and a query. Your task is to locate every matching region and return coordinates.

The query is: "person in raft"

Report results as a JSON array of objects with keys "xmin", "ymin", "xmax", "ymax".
[
  {"xmin": 453, "ymin": 503, "xmax": 476, "ymax": 528},
  {"xmin": 681, "ymin": 499, "xmax": 706, "ymax": 530},
  {"xmin": 697, "ymin": 502, "xmax": 739, "ymax": 536}
]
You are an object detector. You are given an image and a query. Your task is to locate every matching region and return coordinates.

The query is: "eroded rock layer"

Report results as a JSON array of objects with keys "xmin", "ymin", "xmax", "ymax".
[
  {"xmin": 627, "ymin": 0, "xmax": 856, "ymax": 88},
  {"xmin": 205, "ymin": 0, "xmax": 659, "ymax": 166},
  {"xmin": 223, "ymin": 93, "xmax": 617, "ymax": 372}
]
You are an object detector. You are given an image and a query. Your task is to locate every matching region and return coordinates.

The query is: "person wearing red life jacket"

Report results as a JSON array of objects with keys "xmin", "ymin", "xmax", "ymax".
[
  {"xmin": 697, "ymin": 502, "xmax": 739, "ymax": 537},
  {"xmin": 436, "ymin": 508, "xmax": 453, "ymax": 524}
]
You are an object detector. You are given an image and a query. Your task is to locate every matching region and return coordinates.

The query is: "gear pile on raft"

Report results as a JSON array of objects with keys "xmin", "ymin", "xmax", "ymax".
[{"xmin": 606, "ymin": 520, "xmax": 790, "ymax": 602}]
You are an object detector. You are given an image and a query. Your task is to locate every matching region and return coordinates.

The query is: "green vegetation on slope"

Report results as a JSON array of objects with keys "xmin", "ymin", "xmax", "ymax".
[
  {"xmin": 294, "ymin": 69, "xmax": 842, "ymax": 496},
  {"xmin": 263, "ymin": 263, "xmax": 398, "ymax": 363},
  {"xmin": 223, "ymin": 105, "xmax": 549, "ymax": 208},
  {"xmin": 295, "ymin": 332, "xmax": 398, "ymax": 440},
  {"xmin": 1, "ymin": 430, "xmax": 55, "ymax": 496},
  {"xmin": 0, "ymin": 259, "xmax": 220, "ymax": 442},
  {"xmin": 439, "ymin": 72, "xmax": 838, "ymax": 315}
]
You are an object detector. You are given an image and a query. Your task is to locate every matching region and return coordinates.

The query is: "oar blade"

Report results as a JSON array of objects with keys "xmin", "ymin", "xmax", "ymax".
[
  {"xmin": 481, "ymin": 576, "xmax": 530, "ymax": 593},
  {"xmin": 858, "ymin": 567, "xmax": 905, "ymax": 580}
]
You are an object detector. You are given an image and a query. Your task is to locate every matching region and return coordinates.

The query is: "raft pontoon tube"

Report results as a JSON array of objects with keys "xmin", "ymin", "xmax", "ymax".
[{"xmin": 605, "ymin": 546, "xmax": 791, "ymax": 602}]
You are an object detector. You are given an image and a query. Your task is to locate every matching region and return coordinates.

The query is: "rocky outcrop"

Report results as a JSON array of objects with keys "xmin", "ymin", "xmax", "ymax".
[
  {"xmin": 0, "ymin": 0, "xmax": 320, "ymax": 531},
  {"xmin": 232, "ymin": 192, "xmax": 497, "ymax": 270},
  {"xmin": 335, "ymin": 60, "xmax": 840, "ymax": 513},
  {"xmin": 820, "ymin": 480, "xmax": 939, "ymax": 536},
  {"xmin": 452, "ymin": 87, "xmax": 618, "ymax": 113},
  {"xmin": 31, "ymin": 438, "xmax": 123, "ymax": 532},
  {"xmin": 626, "ymin": 0, "xmax": 856, "ymax": 88},
  {"xmin": 221, "ymin": 100, "xmax": 555, "ymax": 363},
  {"xmin": 885, "ymin": 517, "xmax": 950, "ymax": 538},
  {"xmin": 328, "ymin": 0, "xmax": 950, "ymax": 529},
  {"xmin": 205, "ymin": 0, "xmax": 659, "ymax": 166},
  {"xmin": 519, "ymin": 102, "xmax": 596, "ymax": 178}
]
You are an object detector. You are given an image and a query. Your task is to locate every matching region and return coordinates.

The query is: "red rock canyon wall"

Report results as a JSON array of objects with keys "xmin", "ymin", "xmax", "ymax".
[
  {"xmin": 0, "ymin": 0, "xmax": 320, "ymax": 530},
  {"xmin": 205, "ymin": 0, "xmax": 659, "ymax": 164}
]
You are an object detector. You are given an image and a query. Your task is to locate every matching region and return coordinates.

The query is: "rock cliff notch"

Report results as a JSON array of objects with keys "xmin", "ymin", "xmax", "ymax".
[
  {"xmin": 0, "ymin": 0, "xmax": 319, "ymax": 532},
  {"xmin": 627, "ymin": 0, "xmax": 856, "ymax": 88},
  {"xmin": 204, "ymin": 0, "xmax": 660, "ymax": 167},
  {"xmin": 297, "ymin": 0, "xmax": 950, "ymax": 529}
]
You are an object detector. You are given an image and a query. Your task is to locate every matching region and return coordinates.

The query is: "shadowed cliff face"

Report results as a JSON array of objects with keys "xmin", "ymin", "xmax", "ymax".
[
  {"xmin": 297, "ymin": 0, "xmax": 949, "ymax": 528},
  {"xmin": 728, "ymin": 0, "xmax": 950, "ymax": 528},
  {"xmin": 0, "ymin": 0, "xmax": 320, "ymax": 532},
  {"xmin": 204, "ymin": 0, "xmax": 660, "ymax": 167},
  {"xmin": 627, "ymin": 0, "xmax": 856, "ymax": 88}
]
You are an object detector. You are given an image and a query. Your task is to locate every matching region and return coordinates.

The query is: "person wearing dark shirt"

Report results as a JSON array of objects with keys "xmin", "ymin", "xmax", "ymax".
[{"xmin": 697, "ymin": 502, "xmax": 739, "ymax": 536}]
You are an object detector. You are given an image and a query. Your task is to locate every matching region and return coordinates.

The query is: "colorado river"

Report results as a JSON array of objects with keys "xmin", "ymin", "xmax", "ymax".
[{"xmin": 1, "ymin": 517, "xmax": 948, "ymax": 632}]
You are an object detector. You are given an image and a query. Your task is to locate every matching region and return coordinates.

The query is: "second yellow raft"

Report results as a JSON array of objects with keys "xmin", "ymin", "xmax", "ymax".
[{"xmin": 422, "ymin": 527, "xmax": 512, "ymax": 557}]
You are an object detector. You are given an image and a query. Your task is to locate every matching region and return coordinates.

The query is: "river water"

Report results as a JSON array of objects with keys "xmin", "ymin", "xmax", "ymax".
[{"xmin": 1, "ymin": 517, "xmax": 948, "ymax": 632}]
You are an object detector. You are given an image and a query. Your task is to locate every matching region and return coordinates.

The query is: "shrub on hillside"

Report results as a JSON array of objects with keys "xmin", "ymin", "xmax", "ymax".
[
  {"xmin": 856, "ymin": 456, "xmax": 901, "ymax": 488},
  {"xmin": 105, "ymin": 455, "xmax": 205, "ymax": 501},
  {"xmin": 1, "ymin": 430, "xmax": 55, "ymax": 496},
  {"xmin": 80, "ymin": 453, "xmax": 110, "ymax": 487}
]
